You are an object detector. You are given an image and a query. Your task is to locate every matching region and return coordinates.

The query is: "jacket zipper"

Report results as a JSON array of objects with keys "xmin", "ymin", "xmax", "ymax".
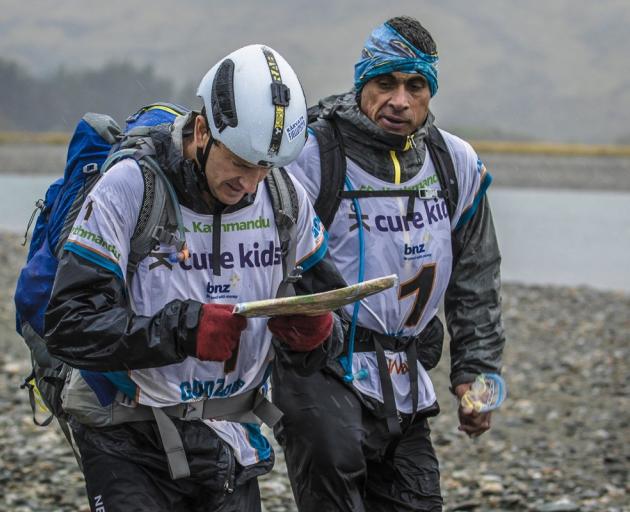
[{"xmin": 224, "ymin": 448, "xmax": 235, "ymax": 494}]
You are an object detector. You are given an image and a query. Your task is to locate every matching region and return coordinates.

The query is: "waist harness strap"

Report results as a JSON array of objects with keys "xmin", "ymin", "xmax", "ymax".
[
  {"xmin": 126, "ymin": 389, "xmax": 281, "ymax": 480},
  {"xmin": 373, "ymin": 337, "xmax": 402, "ymax": 437},
  {"xmin": 64, "ymin": 375, "xmax": 282, "ymax": 480},
  {"xmin": 164, "ymin": 390, "xmax": 280, "ymax": 479},
  {"xmin": 152, "ymin": 406, "xmax": 190, "ymax": 479},
  {"xmin": 108, "ymin": 387, "xmax": 282, "ymax": 426},
  {"xmin": 350, "ymin": 327, "xmax": 419, "ymax": 437}
]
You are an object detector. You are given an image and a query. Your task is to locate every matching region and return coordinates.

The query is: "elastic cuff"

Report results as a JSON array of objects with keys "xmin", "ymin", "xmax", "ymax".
[
  {"xmin": 180, "ymin": 300, "xmax": 203, "ymax": 357},
  {"xmin": 449, "ymin": 371, "xmax": 480, "ymax": 394}
]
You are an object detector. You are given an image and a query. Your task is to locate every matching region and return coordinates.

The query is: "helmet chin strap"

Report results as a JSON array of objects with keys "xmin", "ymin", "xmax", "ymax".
[
  {"xmin": 195, "ymin": 138, "xmax": 227, "ymax": 214},
  {"xmin": 196, "ymin": 138, "xmax": 213, "ymax": 175},
  {"xmin": 194, "ymin": 110, "xmax": 214, "ymax": 179}
]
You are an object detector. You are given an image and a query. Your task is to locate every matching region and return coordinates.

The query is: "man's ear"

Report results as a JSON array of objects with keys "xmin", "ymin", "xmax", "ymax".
[{"xmin": 194, "ymin": 114, "xmax": 211, "ymax": 148}]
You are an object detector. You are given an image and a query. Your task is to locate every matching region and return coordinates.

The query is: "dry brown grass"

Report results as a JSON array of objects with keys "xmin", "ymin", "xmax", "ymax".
[
  {"xmin": 470, "ymin": 140, "xmax": 630, "ymax": 157},
  {"xmin": 0, "ymin": 132, "xmax": 71, "ymax": 145}
]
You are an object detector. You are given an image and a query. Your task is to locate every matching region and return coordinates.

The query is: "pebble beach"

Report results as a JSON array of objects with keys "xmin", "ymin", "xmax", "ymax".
[
  {"xmin": 1, "ymin": 230, "xmax": 628, "ymax": 511},
  {"xmin": 0, "ymin": 149, "xmax": 628, "ymax": 511}
]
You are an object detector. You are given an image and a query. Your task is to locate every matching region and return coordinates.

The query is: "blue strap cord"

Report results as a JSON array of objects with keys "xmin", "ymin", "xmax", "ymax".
[{"xmin": 341, "ymin": 177, "xmax": 368, "ymax": 382}]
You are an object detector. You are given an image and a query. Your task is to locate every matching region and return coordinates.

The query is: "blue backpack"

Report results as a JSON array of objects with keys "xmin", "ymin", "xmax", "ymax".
[{"xmin": 14, "ymin": 102, "xmax": 190, "ymax": 427}]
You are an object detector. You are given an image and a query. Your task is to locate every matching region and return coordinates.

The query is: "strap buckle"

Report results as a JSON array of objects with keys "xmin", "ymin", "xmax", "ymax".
[
  {"xmin": 285, "ymin": 265, "xmax": 303, "ymax": 283},
  {"xmin": 152, "ymin": 225, "xmax": 182, "ymax": 248},
  {"xmin": 416, "ymin": 188, "xmax": 441, "ymax": 199},
  {"xmin": 178, "ymin": 402, "xmax": 204, "ymax": 421}
]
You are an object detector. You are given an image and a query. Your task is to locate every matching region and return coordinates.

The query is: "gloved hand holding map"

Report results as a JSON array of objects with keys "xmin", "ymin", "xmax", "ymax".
[{"xmin": 233, "ymin": 274, "xmax": 398, "ymax": 317}]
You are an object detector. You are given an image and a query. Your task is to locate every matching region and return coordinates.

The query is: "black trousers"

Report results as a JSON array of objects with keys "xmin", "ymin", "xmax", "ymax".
[
  {"xmin": 272, "ymin": 366, "xmax": 443, "ymax": 512},
  {"xmin": 72, "ymin": 419, "xmax": 273, "ymax": 512}
]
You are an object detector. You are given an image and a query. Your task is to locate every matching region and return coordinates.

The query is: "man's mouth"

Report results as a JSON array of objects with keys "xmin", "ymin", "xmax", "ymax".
[
  {"xmin": 225, "ymin": 181, "xmax": 244, "ymax": 194},
  {"xmin": 379, "ymin": 114, "xmax": 408, "ymax": 130}
]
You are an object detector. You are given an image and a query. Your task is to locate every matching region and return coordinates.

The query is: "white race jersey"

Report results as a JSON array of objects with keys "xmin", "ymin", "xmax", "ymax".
[
  {"xmin": 65, "ymin": 159, "xmax": 327, "ymax": 465},
  {"xmin": 286, "ymin": 127, "xmax": 490, "ymax": 413}
]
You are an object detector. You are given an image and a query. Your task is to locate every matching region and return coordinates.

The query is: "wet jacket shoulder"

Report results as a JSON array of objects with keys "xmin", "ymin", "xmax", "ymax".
[{"xmin": 437, "ymin": 129, "xmax": 505, "ymax": 388}]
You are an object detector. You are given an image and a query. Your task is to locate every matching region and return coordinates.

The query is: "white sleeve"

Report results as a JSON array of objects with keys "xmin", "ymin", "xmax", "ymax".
[
  {"xmin": 284, "ymin": 131, "xmax": 322, "ymax": 205},
  {"xmin": 441, "ymin": 130, "xmax": 492, "ymax": 230},
  {"xmin": 64, "ymin": 159, "xmax": 144, "ymax": 281},
  {"xmin": 290, "ymin": 176, "xmax": 328, "ymax": 273}
]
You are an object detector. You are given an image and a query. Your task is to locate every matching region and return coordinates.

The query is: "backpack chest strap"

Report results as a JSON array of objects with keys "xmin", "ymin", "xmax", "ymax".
[{"xmin": 340, "ymin": 188, "xmax": 445, "ymax": 221}]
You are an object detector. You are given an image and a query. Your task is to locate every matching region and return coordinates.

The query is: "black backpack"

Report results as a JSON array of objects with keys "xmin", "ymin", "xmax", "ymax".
[{"xmin": 306, "ymin": 109, "xmax": 459, "ymax": 228}]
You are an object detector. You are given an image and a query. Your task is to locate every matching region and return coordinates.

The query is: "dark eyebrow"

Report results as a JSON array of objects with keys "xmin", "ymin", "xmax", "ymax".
[{"xmin": 408, "ymin": 75, "xmax": 427, "ymax": 85}]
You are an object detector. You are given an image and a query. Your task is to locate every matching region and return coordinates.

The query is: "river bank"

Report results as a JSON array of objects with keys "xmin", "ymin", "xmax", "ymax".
[
  {"xmin": 2, "ymin": 143, "xmax": 630, "ymax": 192},
  {"xmin": 1, "ymin": 231, "xmax": 628, "ymax": 511}
]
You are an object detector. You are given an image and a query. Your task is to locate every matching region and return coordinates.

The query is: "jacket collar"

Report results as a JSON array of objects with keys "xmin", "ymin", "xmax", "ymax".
[{"xmin": 318, "ymin": 91, "xmax": 434, "ymax": 152}]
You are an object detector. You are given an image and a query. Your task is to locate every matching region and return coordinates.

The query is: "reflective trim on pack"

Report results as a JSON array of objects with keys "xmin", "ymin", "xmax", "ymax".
[{"xmin": 64, "ymin": 242, "xmax": 124, "ymax": 280}]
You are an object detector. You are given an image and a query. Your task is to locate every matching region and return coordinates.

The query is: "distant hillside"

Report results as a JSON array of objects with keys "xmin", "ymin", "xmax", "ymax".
[{"xmin": 0, "ymin": 0, "xmax": 628, "ymax": 143}]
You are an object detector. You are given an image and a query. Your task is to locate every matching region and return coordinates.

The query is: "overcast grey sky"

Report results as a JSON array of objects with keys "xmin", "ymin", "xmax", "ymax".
[{"xmin": 1, "ymin": 0, "xmax": 628, "ymax": 143}]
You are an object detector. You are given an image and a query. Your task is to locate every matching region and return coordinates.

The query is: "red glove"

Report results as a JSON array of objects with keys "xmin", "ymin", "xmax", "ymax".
[
  {"xmin": 195, "ymin": 304, "xmax": 247, "ymax": 361},
  {"xmin": 267, "ymin": 312, "xmax": 333, "ymax": 352}
]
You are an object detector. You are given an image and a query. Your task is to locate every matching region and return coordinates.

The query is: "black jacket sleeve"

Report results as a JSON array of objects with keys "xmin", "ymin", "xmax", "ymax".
[
  {"xmin": 271, "ymin": 250, "xmax": 347, "ymax": 376},
  {"xmin": 44, "ymin": 252, "xmax": 201, "ymax": 372},
  {"xmin": 445, "ymin": 194, "xmax": 506, "ymax": 389},
  {"xmin": 45, "ymin": 244, "xmax": 347, "ymax": 375}
]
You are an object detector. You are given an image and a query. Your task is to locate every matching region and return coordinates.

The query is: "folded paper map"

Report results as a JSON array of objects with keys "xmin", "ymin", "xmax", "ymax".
[{"xmin": 233, "ymin": 274, "xmax": 398, "ymax": 317}]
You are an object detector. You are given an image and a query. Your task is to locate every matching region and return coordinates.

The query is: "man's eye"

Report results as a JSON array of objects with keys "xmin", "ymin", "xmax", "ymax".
[{"xmin": 409, "ymin": 81, "xmax": 426, "ymax": 92}]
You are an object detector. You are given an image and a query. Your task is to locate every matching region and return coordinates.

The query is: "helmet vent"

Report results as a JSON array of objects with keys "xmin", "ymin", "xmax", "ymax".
[{"xmin": 211, "ymin": 59, "xmax": 238, "ymax": 133}]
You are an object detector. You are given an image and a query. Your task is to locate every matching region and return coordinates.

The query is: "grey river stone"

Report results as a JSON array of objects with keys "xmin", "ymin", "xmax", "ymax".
[{"xmin": 1, "ymin": 230, "xmax": 628, "ymax": 511}]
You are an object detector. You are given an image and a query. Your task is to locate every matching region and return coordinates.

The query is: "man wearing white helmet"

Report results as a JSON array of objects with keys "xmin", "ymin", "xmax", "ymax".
[{"xmin": 45, "ymin": 44, "xmax": 345, "ymax": 511}]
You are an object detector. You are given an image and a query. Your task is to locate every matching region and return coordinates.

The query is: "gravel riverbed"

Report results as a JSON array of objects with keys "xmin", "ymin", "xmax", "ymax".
[{"xmin": 0, "ymin": 231, "xmax": 628, "ymax": 511}]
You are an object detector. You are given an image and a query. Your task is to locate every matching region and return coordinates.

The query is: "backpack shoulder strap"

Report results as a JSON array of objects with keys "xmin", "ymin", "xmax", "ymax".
[
  {"xmin": 309, "ymin": 118, "xmax": 347, "ymax": 230},
  {"xmin": 265, "ymin": 167, "xmax": 300, "ymax": 297},
  {"xmin": 101, "ymin": 141, "xmax": 187, "ymax": 277},
  {"xmin": 426, "ymin": 125, "xmax": 459, "ymax": 220}
]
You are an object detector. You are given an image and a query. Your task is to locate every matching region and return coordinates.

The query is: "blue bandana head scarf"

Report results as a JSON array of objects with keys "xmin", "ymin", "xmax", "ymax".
[{"xmin": 354, "ymin": 22, "xmax": 439, "ymax": 97}]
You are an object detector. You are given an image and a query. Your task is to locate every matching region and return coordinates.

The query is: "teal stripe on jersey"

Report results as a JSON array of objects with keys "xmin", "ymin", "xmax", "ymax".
[
  {"xmin": 454, "ymin": 172, "xmax": 493, "ymax": 232},
  {"xmin": 298, "ymin": 230, "xmax": 329, "ymax": 272},
  {"xmin": 104, "ymin": 371, "xmax": 138, "ymax": 401},
  {"xmin": 64, "ymin": 242, "xmax": 123, "ymax": 280},
  {"xmin": 244, "ymin": 423, "xmax": 272, "ymax": 462}
]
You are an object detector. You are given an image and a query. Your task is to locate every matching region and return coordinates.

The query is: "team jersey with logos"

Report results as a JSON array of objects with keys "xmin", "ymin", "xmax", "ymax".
[
  {"xmin": 64, "ymin": 158, "xmax": 327, "ymax": 465},
  {"xmin": 286, "ymin": 128, "xmax": 490, "ymax": 413}
]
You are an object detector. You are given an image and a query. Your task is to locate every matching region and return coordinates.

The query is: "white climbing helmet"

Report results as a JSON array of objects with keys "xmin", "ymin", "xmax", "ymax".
[{"xmin": 197, "ymin": 44, "xmax": 308, "ymax": 167}]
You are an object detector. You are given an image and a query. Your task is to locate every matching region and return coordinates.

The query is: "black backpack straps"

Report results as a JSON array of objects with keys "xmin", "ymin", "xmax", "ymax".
[
  {"xmin": 129, "ymin": 154, "xmax": 187, "ymax": 274},
  {"xmin": 99, "ymin": 141, "xmax": 187, "ymax": 280},
  {"xmin": 309, "ymin": 119, "xmax": 347, "ymax": 230},
  {"xmin": 426, "ymin": 125, "xmax": 459, "ymax": 220},
  {"xmin": 265, "ymin": 167, "xmax": 301, "ymax": 298}
]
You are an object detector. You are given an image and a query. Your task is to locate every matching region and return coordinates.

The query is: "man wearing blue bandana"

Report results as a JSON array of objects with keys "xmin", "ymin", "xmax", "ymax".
[{"xmin": 272, "ymin": 16, "xmax": 505, "ymax": 511}]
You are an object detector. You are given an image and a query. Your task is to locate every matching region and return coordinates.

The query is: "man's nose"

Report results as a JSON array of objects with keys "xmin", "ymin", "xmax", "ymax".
[{"xmin": 389, "ymin": 84, "xmax": 410, "ymax": 110}]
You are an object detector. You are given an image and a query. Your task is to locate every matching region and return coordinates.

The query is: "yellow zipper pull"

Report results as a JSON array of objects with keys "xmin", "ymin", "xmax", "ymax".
[{"xmin": 404, "ymin": 134, "xmax": 416, "ymax": 151}]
